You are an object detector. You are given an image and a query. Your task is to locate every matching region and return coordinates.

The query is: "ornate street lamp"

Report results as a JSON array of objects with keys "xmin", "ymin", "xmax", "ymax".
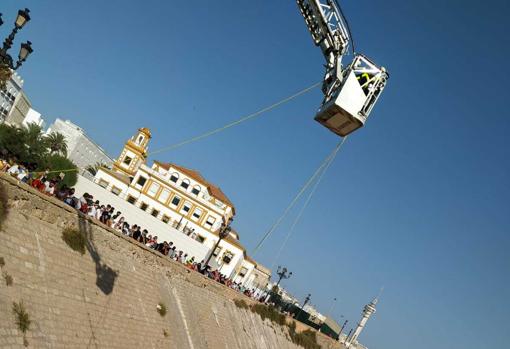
[
  {"xmin": 204, "ymin": 217, "xmax": 233, "ymax": 268},
  {"xmin": 0, "ymin": 8, "xmax": 33, "ymax": 88},
  {"xmin": 275, "ymin": 265, "xmax": 292, "ymax": 289}
]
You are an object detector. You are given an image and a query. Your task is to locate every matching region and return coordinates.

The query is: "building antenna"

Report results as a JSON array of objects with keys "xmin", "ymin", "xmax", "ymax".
[{"xmin": 375, "ymin": 286, "xmax": 384, "ymax": 302}]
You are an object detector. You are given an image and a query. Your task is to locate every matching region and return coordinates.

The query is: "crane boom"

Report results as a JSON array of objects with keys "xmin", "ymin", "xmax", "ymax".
[
  {"xmin": 296, "ymin": 0, "xmax": 350, "ymax": 66},
  {"xmin": 296, "ymin": 0, "xmax": 389, "ymax": 137}
]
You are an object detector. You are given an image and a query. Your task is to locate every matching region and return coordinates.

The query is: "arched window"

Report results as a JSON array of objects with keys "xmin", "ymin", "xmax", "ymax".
[
  {"xmin": 180, "ymin": 179, "xmax": 190, "ymax": 190},
  {"xmin": 191, "ymin": 185, "xmax": 201, "ymax": 196},
  {"xmin": 170, "ymin": 172, "xmax": 179, "ymax": 183},
  {"xmin": 136, "ymin": 135, "xmax": 144, "ymax": 145}
]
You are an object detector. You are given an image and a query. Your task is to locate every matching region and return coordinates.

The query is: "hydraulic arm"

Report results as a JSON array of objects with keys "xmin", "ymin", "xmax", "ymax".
[{"xmin": 296, "ymin": 0, "xmax": 389, "ymax": 137}]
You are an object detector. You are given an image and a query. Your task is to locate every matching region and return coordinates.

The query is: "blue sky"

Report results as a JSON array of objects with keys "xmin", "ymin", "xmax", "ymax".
[{"xmin": 3, "ymin": 1, "xmax": 509, "ymax": 348}]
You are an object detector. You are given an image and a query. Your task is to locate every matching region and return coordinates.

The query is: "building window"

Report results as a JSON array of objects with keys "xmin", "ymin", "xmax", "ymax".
[
  {"xmin": 162, "ymin": 215, "xmax": 170, "ymax": 224},
  {"xmin": 151, "ymin": 209, "xmax": 159, "ymax": 218},
  {"xmin": 181, "ymin": 179, "xmax": 190, "ymax": 190},
  {"xmin": 170, "ymin": 195, "xmax": 181, "ymax": 207},
  {"xmin": 136, "ymin": 135, "xmax": 144, "ymax": 144},
  {"xmin": 212, "ymin": 246, "xmax": 222, "ymax": 257},
  {"xmin": 98, "ymin": 179, "xmax": 109, "ymax": 188},
  {"xmin": 111, "ymin": 186, "xmax": 121, "ymax": 196},
  {"xmin": 192, "ymin": 208, "xmax": 202, "ymax": 221},
  {"xmin": 123, "ymin": 156, "xmax": 132, "ymax": 166},
  {"xmin": 170, "ymin": 173, "xmax": 179, "ymax": 183},
  {"xmin": 158, "ymin": 189, "xmax": 171, "ymax": 203},
  {"xmin": 222, "ymin": 251, "xmax": 234, "ymax": 264},
  {"xmin": 147, "ymin": 182, "xmax": 160, "ymax": 197},
  {"xmin": 196, "ymin": 235, "xmax": 206, "ymax": 243},
  {"xmin": 191, "ymin": 185, "xmax": 201, "ymax": 196},
  {"xmin": 204, "ymin": 216, "xmax": 216, "ymax": 229},
  {"xmin": 136, "ymin": 176, "xmax": 147, "ymax": 187},
  {"xmin": 140, "ymin": 202, "xmax": 148, "ymax": 211},
  {"xmin": 239, "ymin": 267, "xmax": 248, "ymax": 278},
  {"xmin": 127, "ymin": 195, "xmax": 137, "ymax": 204},
  {"xmin": 181, "ymin": 201, "xmax": 192, "ymax": 214}
]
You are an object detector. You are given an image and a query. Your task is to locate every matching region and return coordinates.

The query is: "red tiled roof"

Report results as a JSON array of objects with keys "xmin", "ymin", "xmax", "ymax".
[{"xmin": 155, "ymin": 161, "xmax": 235, "ymax": 211}]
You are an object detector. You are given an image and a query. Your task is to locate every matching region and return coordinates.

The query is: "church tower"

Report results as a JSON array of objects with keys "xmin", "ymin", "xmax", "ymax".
[
  {"xmin": 345, "ymin": 297, "xmax": 377, "ymax": 348},
  {"xmin": 112, "ymin": 127, "xmax": 151, "ymax": 177}
]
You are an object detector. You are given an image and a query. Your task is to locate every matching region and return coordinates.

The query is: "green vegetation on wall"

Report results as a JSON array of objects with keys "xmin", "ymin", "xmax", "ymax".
[{"xmin": 0, "ymin": 123, "xmax": 77, "ymax": 187}]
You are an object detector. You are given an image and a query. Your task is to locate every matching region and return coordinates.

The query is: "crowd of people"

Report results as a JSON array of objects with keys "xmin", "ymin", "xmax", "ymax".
[{"xmin": 1, "ymin": 158, "xmax": 266, "ymax": 301}]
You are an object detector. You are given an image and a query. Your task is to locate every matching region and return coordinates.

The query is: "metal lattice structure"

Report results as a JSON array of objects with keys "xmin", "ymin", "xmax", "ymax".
[{"xmin": 296, "ymin": 0, "xmax": 389, "ymax": 137}]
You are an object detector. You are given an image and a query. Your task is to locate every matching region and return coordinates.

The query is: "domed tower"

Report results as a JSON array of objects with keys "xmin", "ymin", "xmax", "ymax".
[
  {"xmin": 345, "ymin": 298, "xmax": 378, "ymax": 348},
  {"xmin": 112, "ymin": 127, "xmax": 151, "ymax": 177}
]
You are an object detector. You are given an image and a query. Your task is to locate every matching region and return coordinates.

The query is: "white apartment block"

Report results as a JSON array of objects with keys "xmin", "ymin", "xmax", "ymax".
[
  {"xmin": 93, "ymin": 127, "xmax": 271, "ymax": 284},
  {"xmin": 0, "ymin": 71, "xmax": 23, "ymax": 123},
  {"xmin": 46, "ymin": 118, "xmax": 113, "ymax": 170}
]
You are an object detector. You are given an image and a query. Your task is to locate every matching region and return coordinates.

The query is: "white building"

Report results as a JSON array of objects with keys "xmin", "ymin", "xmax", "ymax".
[
  {"xmin": 92, "ymin": 127, "xmax": 270, "ymax": 281},
  {"xmin": 46, "ymin": 118, "xmax": 113, "ymax": 170},
  {"xmin": 22, "ymin": 107, "xmax": 45, "ymax": 128},
  {"xmin": 0, "ymin": 71, "xmax": 23, "ymax": 123}
]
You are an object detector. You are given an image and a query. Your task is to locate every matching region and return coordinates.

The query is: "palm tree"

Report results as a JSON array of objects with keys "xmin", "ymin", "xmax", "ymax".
[
  {"xmin": 85, "ymin": 161, "xmax": 108, "ymax": 176},
  {"xmin": 21, "ymin": 123, "xmax": 48, "ymax": 164},
  {"xmin": 44, "ymin": 132, "xmax": 68, "ymax": 157}
]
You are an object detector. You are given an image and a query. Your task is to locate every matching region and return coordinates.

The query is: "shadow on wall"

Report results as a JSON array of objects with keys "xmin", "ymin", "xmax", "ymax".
[
  {"xmin": 0, "ymin": 182, "xmax": 8, "ymax": 230},
  {"xmin": 78, "ymin": 215, "xmax": 118, "ymax": 295}
]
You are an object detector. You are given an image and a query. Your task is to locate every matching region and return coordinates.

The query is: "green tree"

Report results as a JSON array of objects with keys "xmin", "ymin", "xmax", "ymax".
[
  {"xmin": 0, "ymin": 64, "xmax": 11, "ymax": 91},
  {"xmin": 38, "ymin": 155, "xmax": 78, "ymax": 188},
  {"xmin": 44, "ymin": 132, "xmax": 68, "ymax": 157},
  {"xmin": 20, "ymin": 123, "xmax": 48, "ymax": 165},
  {"xmin": 0, "ymin": 123, "xmax": 28, "ymax": 160}
]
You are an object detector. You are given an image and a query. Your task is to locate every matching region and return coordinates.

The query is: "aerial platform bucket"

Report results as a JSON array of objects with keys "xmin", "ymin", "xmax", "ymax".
[{"xmin": 315, "ymin": 54, "xmax": 388, "ymax": 137}]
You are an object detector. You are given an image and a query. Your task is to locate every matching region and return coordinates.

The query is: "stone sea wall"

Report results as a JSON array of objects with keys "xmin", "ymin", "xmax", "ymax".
[{"xmin": 0, "ymin": 174, "xmax": 340, "ymax": 349}]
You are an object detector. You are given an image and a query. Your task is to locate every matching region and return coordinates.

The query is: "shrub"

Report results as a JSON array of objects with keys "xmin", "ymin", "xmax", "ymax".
[
  {"xmin": 0, "ymin": 256, "xmax": 5, "ymax": 267},
  {"xmin": 234, "ymin": 299, "xmax": 249, "ymax": 309},
  {"xmin": 12, "ymin": 301, "xmax": 31, "ymax": 333},
  {"xmin": 289, "ymin": 327, "xmax": 321, "ymax": 349},
  {"xmin": 3, "ymin": 271, "xmax": 13, "ymax": 286},
  {"xmin": 251, "ymin": 303, "xmax": 286, "ymax": 326},
  {"xmin": 157, "ymin": 302, "xmax": 167, "ymax": 317},
  {"xmin": 163, "ymin": 329, "xmax": 169, "ymax": 337},
  {"xmin": 0, "ymin": 183, "xmax": 7, "ymax": 230},
  {"xmin": 62, "ymin": 228, "xmax": 86, "ymax": 255},
  {"xmin": 245, "ymin": 302, "xmax": 321, "ymax": 349}
]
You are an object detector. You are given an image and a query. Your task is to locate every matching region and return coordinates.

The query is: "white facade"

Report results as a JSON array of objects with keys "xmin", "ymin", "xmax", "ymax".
[
  {"xmin": 22, "ymin": 108, "xmax": 45, "ymax": 128},
  {"xmin": 92, "ymin": 127, "xmax": 267, "ymax": 279},
  {"xmin": 0, "ymin": 71, "xmax": 23, "ymax": 123},
  {"xmin": 73, "ymin": 174, "xmax": 211, "ymax": 260},
  {"xmin": 46, "ymin": 118, "xmax": 113, "ymax": 170}
]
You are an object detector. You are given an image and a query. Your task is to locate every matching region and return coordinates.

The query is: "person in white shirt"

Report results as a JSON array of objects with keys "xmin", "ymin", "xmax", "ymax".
[
  {"xmin": 88, "ymin": 204, "xmax": 97, "ymax": 218},
  {"xmin": 7, "ymin": 164, "xmax": 19, "ymax": 176},
  {"xmin": 45, "ymin": 182, "xmax": 56, "ymax": 196}
]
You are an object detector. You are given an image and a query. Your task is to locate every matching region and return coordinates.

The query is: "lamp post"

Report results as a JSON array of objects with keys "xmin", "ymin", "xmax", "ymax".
[
  {"xmin": 265, "ymin": 265, "xmax": 292, "ymax": 303},
  {"xmin": 296, "ymin": 293, "xmax": 311, "ymax": 320},
  {"xmin": 274, "ymin": 265, "xmax": 292, "ymax": 289},
  {"xmin": 327, "ymin": 297, "xmax": 337, "ymax": 316},
  {"xmin": 0, "ymin": 8, "xmax": 33, "ymax": 88},
  {"xmin": 204, "ymin": 217, "xmax": 233, "ymax": 268},
  {"xmin": 339, "ymin": 319, "xmax": 348, "ymax": 340}
]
